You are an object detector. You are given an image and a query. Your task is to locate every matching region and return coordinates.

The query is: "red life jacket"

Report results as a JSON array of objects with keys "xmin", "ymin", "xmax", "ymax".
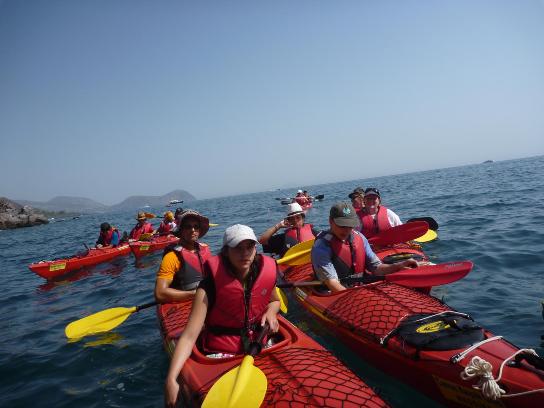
[
  {"xmin": 359, "ymin": 206, "xmax": 392, "ymax": 239},
  {"xmin": 97, "ymin": 228, "xmax": 119, "ymax": 246},
  {"xmin": 129, "ymin": 222, "xmax": 154, "ymax": 240},
  {"xmin": 201, "ymin": 255, "xmax": 277, "ymax": 354},
  {"xmin": 168, "ymin": 243, "xmax": 211, "ymax": 290},
  {"xmin": 319, "ymin": 231, "xmax": 366, "ymax": 280},
  {"xmin": 294, "ymin": 196, "xmax": 309, "ymax": 207},
  {"xmin": 284, "ymin": 224, "xmax": 315, "ymax": 251},
  {"xmin": 157, "ymin": 221, "xmax": 174, "ymax": 236}
]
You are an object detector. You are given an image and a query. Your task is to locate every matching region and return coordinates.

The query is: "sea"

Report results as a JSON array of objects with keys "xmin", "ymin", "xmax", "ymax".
[{"xmin": 1, "ymin": 155, "xmax": 543, "ymax": 408}]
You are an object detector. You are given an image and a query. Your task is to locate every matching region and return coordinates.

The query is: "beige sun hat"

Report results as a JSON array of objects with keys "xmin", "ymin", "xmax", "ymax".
[{"xmin": 286, "ymin": 202, "xmax": 304, "ymax": 217}]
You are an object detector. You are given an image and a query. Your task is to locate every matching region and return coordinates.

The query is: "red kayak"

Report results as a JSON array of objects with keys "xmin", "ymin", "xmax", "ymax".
[
  {"xmin": 28, "ymin": 244, "xmax": 131, "ymax": 280},
  {"xmin": 157, "ymin": 300, "xmax": 389, "ymax": 407},
  {"xmin": 129, "ymin": 235, "xmax": 178, "ymax": 259},
  {"xmin": 282, "ymin": 263, "xmax": 544, "ymax": 408}
]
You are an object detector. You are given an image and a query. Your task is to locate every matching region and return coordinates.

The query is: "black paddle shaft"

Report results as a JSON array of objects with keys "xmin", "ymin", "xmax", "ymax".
[{"xmin": 135, "ymin": 301, "xmax": 158, "ymax": 312}]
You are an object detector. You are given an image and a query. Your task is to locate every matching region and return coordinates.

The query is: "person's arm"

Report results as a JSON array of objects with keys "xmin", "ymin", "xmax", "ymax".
[
  {"xmin": 154, "ymin": 252, "xmax": 197, "ymax": 303},
  {"xmin": 128, "ymin": 226, "xmax": 137, "ymax": 241},
  {"xmin": 259, "ymin": 219, "xmax": 287, "ymax": 245},
  {"xmin": 374, "ymin": 259, "xmax": 418, "ymax": 276},
  {"xmin": 387, "ymin": 209, "xmax": 402, "ymax": 227},
  {"xmin": 359, "ymin": 232, "xmax": 418, "ymax": 276},
  {"xmin": 261, "ymin": 288, "xmax": 280, "ymax": 332},
  {"xmin": 110, "ymin": 231, "xmax": 120, "ymax": 247},
  {"xmin": 311, "ymin": 238, "xmax": 345, "ymax": 292},
  {"xmin": 164, "ymin": 288, "xmax": 208, "ymax": 408},
  {"xmin": 154, "ymin": 279, "xmax": 197, "ymax": 303}
]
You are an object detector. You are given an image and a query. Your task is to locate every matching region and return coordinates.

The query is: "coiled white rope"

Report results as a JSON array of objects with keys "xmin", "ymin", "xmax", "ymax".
[
  {"xmin": 461, "ymin": 356, "xmax": 506, "ymax": 399},
  {"xmin": 460, "ymin": 348, "xmax": 544, "ymax": 400}
]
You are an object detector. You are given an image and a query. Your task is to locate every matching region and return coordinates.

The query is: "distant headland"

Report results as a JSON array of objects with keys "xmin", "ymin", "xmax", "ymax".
[{"xmin": 1, "ymin": 190, "xmax": 195, "ymax": 230}]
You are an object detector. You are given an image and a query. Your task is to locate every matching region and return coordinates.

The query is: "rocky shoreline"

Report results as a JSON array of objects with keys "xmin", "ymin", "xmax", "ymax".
[{"xmin": 0, "ymin": 197, "xmax": 49, "ymax": 230}]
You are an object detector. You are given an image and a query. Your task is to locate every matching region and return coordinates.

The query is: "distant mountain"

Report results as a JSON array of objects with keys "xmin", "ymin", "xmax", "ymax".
[
  {"xmin": 109, "ymin": 190, "xmax": 196, "ymax": 211},
  {"xmin": 16, "ymin": 196, "xmax": 108, "ymax": 213},
  {"xmin": 14, "ymin": 190, "xmax": 196, "ymax": 214}
]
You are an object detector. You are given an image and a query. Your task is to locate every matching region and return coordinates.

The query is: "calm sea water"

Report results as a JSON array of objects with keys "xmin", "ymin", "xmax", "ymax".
[{"xmin": 1, "ymin": 156, "xmax": 543, "ymax": 407}]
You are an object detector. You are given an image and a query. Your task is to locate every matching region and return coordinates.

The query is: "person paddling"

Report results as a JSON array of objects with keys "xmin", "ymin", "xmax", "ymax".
[
  {"xmin": 95, "ymin": 222, "xmax": 122, "ymax": 248},
  {"xmin": 164, "ymin": 224, "xmax": 280, "ymax": 407},
  {"xmin": 312, "ymin": 202, "xmax": 417, "ymax": 292},
  {"xmin": 128, "ymin": 212, "xmax": 154, "ymax": 241},
  {"xmin": 154, "ymin": 210, "xmax": 211, "ymax": 304},
  {"xmin": 259, "ymin": 203, "xmax": 319, "ymax": 257},
  {"xmin": 294, "ymin": 189, "xmax": 311, "ymax": 208},
  {"xmin": 356, "ymin": 188, "xmax": 402, "ymax": 239},
  {"xmin": 155, "ymin": 211, "xmax": 176, "ymax": 236}
]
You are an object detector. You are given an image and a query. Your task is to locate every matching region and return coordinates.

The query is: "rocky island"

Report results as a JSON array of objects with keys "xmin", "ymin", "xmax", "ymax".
[{"xmin": 0, "ymin": 197, "xmax": 49, "ymax": 230}]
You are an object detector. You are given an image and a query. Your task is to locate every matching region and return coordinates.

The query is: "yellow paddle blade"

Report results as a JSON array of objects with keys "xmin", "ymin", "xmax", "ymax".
[
  {"xmin": 65, "ymin": 306, "xmax": 136, "ymax": 340},
  {"xmin": 413, "ymin": 229, "xmax": 438, "ymax": 243},
  {"xmin": 283, "ymin": 238, "xmax": 315, "ymax": 258},
  {"xmin": 276, "ymin": 287, "xmax": 288, "ymax": 313},
  {"xmin": 276, "ymin": 238, "xmax": 315, "ymax": 266},
  {"xmin": 202, "ymin": 355, "xmax": 267, "ymax": 408},
  {"xmin": 276, "ymin": 248, "xmax": 311, "ymax": 266},
  {"xmin": 209, "ymin": 223, "xmax": 219, "ymax": 227}
]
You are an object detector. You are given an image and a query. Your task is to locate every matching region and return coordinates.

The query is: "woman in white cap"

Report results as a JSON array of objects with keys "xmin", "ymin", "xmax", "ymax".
[
  {"xmin": 164, "ymin": 224, "xmax": 280, "ymax": 407},
  {"xmin": 154, "ymin": 210, "xmax": 212, "ymax": 304},
  {"xmin": 259, "ymin": 203, "xmax": 319, "ymax": 257}
]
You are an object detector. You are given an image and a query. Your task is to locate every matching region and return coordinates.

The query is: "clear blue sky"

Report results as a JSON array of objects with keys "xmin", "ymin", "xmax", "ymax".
[{"xmin": 1, "ymin": 0, "xmax": 543, "ymax": 205}]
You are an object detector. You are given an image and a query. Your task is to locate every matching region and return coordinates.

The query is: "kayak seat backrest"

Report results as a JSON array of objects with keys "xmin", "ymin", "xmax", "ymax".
[{"xmin": 395, "ymin": 313, "xmax": 485, "ymax": 352}]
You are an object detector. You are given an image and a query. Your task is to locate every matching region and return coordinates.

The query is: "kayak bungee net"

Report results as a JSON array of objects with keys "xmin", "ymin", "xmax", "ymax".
[
  {"xmin": 129, "ymin": 235, "xmax": 178, "ymax": 259},
  {"xmin": 157, "ymin": 300, "xmax": 389, "ymax": 407},
  {"xmin": 28, "ymin": 244, "xmax": 131, "ymax": 280},
  {"xmin": 281, "ymin": 263, "xmax": 544, "ymax": 408}
]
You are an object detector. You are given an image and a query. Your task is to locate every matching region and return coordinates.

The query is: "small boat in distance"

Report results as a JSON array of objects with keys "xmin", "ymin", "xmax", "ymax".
[
  {"xmin": 482, "ymin": 160, "xmax": 494, "ymax": 164},
  {"xmin": 166, "ymin": 199, "xmax": 184, "ymax": 206}
]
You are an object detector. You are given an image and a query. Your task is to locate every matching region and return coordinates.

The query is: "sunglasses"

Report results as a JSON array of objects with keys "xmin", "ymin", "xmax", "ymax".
[{"xmin": 181, "ymin": 223, "xmax": 200, "ymax": 230}]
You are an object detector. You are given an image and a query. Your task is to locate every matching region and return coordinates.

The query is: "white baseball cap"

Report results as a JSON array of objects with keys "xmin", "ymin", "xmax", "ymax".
[{"xmin": 223, "ymin": 224, "xmax": 258, "ymax": 248}]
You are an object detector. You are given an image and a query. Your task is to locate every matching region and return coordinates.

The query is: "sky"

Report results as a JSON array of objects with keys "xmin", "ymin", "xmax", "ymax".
[{"xmin": 1, "ymin": 0, "xmax": 543, "ymax": 205}]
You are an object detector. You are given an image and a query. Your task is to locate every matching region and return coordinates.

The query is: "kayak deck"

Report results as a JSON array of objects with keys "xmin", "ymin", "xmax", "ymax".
[
  {"xmin": 157, "ymin": 301, "xmax": 389, "ymax": 407},
  {"xmin": 28, "ymin": 244, "xmax": 130, "ymax": 280},
  {"xmin": 129, "ymin": 235, "xmax": 178, "ymax": 258},
  {"xmin": 282, "ymin": 263, "xmax": 544, "ymax": 408}
]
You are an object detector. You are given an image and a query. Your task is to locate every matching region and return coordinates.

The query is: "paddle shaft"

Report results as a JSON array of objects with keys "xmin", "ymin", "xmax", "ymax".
[
  {"xmin": 278, "ymin": 261, "xmax": 472, "ymax": 289},
  {"xmin": 277, "ymin": 275, "xmax": 385, "ymax": 289},
  {"xmin": 136, "ymin": 301, "xmax": 157, "ymax": 312}
]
